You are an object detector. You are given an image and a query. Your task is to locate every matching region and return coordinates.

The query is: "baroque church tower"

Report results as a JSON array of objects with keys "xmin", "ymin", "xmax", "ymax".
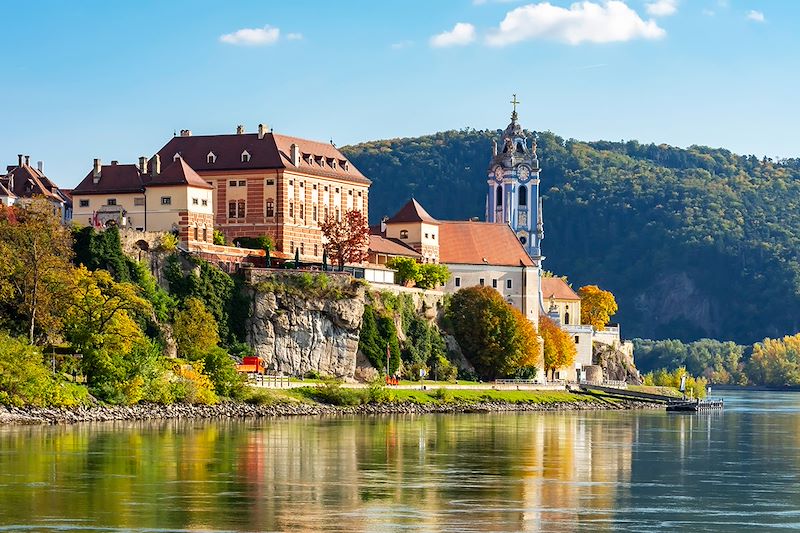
[{"xmin": 485, "ymin": 95, "xmax": 544, "ymax": 261}]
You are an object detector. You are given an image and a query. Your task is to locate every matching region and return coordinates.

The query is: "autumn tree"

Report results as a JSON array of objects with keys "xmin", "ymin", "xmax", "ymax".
[
  {"xmin": 0, "ymin": 200, "xmax": 74, "ymax": 342},
  {"xmin": 746, "ymin": 334, "xmax": 800, "ymax": 387},
  {"xmin": 173, "ymin": 297, "xmax": 220, "ymax": 359},
  {"xmin": 447, "ymin": 286, "xmax": 539, "ymax": 379},
  {"xmin": 578, "ymin": 285, "xmax": 618, "ymax": 330},
  {"xmin": 539, "ymin": 315, "xmax": 577, "ymax": 379},
  {"xmin": 385, "ymin": 257, "xmax": 420, "ymax": 286},
  {"xmin": 320, "ymin": 209, "xmax": 370, "ymax": 270}
]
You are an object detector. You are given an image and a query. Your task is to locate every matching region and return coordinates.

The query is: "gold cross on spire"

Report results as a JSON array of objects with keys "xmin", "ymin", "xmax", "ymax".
[{"xmin": 510, "ymin": 93, "xmax": 520, "ymax": 121}]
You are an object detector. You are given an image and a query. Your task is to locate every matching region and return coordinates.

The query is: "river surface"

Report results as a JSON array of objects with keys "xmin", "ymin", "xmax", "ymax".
[{"xmin": 0, "ymin": 391, "xmax": 799, "ymax": 532}]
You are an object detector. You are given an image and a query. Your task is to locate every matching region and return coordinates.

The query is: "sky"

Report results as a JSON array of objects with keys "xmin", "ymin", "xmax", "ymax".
[{"xmin": 1, "ymin": 0, "xmax": 797, "ymax": 188}]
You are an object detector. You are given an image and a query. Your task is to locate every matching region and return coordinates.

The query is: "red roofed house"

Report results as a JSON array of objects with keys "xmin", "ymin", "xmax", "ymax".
[
  {"xmin": 1, "ymin": 154, "xmax": 72, "ymax": 222},
  {"xmin": 71, "ymin": 155, "xmax": 214, "ymax": 244},
  {"xmin": 153, "ymin": 124, "xmax": 370, "ymax": 260}
]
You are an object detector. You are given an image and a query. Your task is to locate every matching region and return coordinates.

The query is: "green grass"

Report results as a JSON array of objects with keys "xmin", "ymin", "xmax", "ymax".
[{"xmin": 628, "ymin": 385, "xmax": 682, "ymax": 397}]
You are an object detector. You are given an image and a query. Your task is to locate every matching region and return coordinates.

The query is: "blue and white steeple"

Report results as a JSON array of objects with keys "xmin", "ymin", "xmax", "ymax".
[{"xmin": 485, "ymin": 95, "xmax": 544, "ymax": 260}]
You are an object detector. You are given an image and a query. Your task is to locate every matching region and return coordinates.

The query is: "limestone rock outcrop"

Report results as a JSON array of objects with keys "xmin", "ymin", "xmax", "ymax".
[{"xmin": 593, "ymin": 343, "xmax": 642, "ymax": 385}]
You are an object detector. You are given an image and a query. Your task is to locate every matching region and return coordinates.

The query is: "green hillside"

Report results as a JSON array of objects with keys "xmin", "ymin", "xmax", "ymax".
[{"xmin": 342, "ymin": 129, "xmax": 800, "ymax": 344}]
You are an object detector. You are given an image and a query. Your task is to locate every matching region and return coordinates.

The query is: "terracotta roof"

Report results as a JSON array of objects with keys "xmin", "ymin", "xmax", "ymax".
[
  {"xmin": 438, "ymin": 221, "xmax": 534, "ymax": 267},
  {"xmin": 368, "ymin": 235, "xmax": 421, "ymax": 258},
  {"xmin": 386, "ymin": 198, "xmax": 438, "ymax": 224},
  {"xmin": 155, "ymin": 131, "xmax": 370, "ymax": 186},
  {"xmin": 541, "ymin": 277, "xmax": 580, "ymax": 301},
  {"xmin": 1, "ymin": 164, "xmax": 62, "ymax": 201},
  {"xmin": 73, "ymin": 164, "xmax": 145, "ymax": 195},
  {"xmin": 146, "ymin": 158, "xmax": 213, "ymax": 190}
]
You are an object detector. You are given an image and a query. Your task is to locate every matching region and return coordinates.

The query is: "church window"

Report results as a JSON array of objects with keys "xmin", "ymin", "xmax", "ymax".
[
  {"xmin": 506, "ymin": 279, "xmax": 512, "ymax": 289},
  {"xmin": 519, "ymin": 185, "xmax": 527, "ymax": 206},
  {"xmin": 400, "ymin": 230, "xmax": 409, "ymax": 239},
  {"xmin": 266, "ymin": 200, "xmax": 275, "ymax": 217},
  {"xmin": 496, "ymin": 186, "xmax": 502, "ymax": 206},
  {"xmin": 519, "ymin": 236, "xmax": 527, "ymax": 245},
  {"xmin": 565, "ymin": 312, "xmax": 570, "ymax": 324},
  {"xmin": 455, "ymin": 277, "xmax": 461, "ymax": 287}
]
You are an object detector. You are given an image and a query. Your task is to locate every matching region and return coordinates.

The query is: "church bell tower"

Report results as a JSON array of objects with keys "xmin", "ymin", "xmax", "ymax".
[{"xmin": 485, "ymin": 95, "xmax": 544, "ymax": 260}]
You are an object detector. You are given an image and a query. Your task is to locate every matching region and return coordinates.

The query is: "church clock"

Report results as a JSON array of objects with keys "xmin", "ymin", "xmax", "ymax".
[{"xmin": 518, "ymin": 166, "xmax": 530, "ymax": 181}]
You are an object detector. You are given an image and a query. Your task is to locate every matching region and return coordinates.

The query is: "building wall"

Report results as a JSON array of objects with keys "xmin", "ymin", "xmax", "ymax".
[
  {"xmin": 564, "ymin": 325, "xmax": 594, "ymax": 370},
  {"xmin": 384, "ymin": 221, "xmax": 439, "ymax": 263},
  {"xmin": 71, "ymin": 192, "xmax": 146, "ymax": 229},
  {"xmin": 545, "ymin": 298, "xmax": 582, "ymax": 327},
  {"xmin": 442, "ymin": 263, "xmax": 540, "ymax": 326}
]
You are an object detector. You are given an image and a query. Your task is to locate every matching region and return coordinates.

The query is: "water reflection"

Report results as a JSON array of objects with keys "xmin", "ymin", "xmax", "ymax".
[{"xmin": 2, "ymin": 392, "xmax": 800, "ymax": 532}]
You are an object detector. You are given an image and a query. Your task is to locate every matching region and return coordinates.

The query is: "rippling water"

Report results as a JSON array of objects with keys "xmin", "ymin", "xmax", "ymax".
[{"xmin": 1, "ymin": 391, "xmax": 799, "ymax": 532}]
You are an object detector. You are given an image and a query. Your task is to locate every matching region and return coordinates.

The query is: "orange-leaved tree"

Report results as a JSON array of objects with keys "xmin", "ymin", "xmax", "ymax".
[
  {"xmin": 447, "ymin": 286, "xmax": 539, "ymax": 379},
  {"xmin": 539, "ymin": 315, "xmax": 577, "ymax": 379},
  {"xmin": 578, "ymin": 284, "xmax": 618, "ymax": 330},
  {"xmin": 320, "ymin": 209, "xmax": 370, "ymax": 270}
]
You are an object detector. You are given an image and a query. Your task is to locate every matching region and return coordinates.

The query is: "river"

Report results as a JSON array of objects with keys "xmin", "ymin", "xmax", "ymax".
[{"xmin": 0, "ymin": 390, "xmax": 798, "ymax": 532}]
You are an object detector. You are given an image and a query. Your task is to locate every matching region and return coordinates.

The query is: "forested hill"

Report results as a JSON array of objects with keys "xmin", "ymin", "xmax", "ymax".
[{"xmin": 342, "ymin": 130, "xmax": 800, "ymax": 345}]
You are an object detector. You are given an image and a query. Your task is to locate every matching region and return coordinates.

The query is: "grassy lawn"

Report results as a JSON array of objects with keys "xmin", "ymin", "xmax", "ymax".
[{"xmin": 628, "ymin": 385, "xmax": 682, "ymax": 397}]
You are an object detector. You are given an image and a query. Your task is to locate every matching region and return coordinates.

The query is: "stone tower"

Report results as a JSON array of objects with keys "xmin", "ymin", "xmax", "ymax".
[{"xmin": 485, "ymin": 96, "xmax": 544, "ymax": 261}]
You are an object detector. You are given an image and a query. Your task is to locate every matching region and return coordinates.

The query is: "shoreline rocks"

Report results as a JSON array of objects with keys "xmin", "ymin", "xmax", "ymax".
[{"xmin": 0, "ymin": 399, "xmax": 662, "ymax": 426}]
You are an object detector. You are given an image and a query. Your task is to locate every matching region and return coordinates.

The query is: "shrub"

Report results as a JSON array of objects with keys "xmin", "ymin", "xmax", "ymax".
[
  {"xmin": 169, "ymin": 360, "xmax": 218, "ymax": 404},
  {"xmin": 430, "ymin": 387, "xmax": 453, "ymax": 402},
  {"xmin": 365, "ymin": 379, "xmax": 395, "ymax": 404},
  {"xmin": 309, "ymin": 381, "xmax": 364, "ymax": 406},
  {"xmin": 416, "ymin": 263, "xmax": 450, "ymax": 289},
  {"xmin": 386, "ymin": 257, "xmax": 420, "ymax": 286},
  {"xmin": 200, "ymin": 347, "xmax": 247, "ymax": 399}
]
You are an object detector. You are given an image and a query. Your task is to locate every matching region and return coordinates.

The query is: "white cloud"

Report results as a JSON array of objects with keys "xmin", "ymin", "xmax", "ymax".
[
  {"xmin": 746, "ymin": 10, "xmax": 765, "ymax": 22},
  {"xmin": 220, "ymin": 25, "xmax": 280, "ymax": 46},
  {"xmin": 645, "ymin": 0, "xmax": 677, "ymax": 17},
  {"xmin": 391, "ymin": 40, "xmax": 414, "ymax": 50},
  {"xmin": 430, "ymin": 22, "xmax": 477, "ymax": 47},
  {"xmin": 486, "ymin": 1, "xmax": 666, "ymax": 46},
  {"xmin": 286, "ymin": 32, "xmax": 303, "ymax": 40}
]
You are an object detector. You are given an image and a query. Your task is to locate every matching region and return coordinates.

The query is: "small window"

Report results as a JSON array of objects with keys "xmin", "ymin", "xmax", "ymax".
[
  {"xmin": 202, "ymin": 228, "xmax": 207, "ymax": 242},
  {"xmin": 300, "ymin": 182, "xmax": 304, "ymax": 188},
  {"xmin": 201, "ymin": 199, "xmax": 208, "ymax": 206},
  {"xmin": 496, "ymin": 185, "xmax": 502, "ymax": 206},
  {"xmin": 266, "ymin": 200, "xmax": 275, "ymax": 217},
  {"xmin": 238, "ymin": 180, "xmax": 246, "ymax": 187},
  {"xmin": 312, "ymin": 184, "xmax": 317, "ymax": 190},
  {"xmin": 432, "ymin": 233, "xmax": 436, "ymax": 240},
  {"xmin": 575, "ymin": 336, "xmax": 580, "ymax": 344},
  {"xmin": 312, "ymin": 205, "xmax": 317, "ymax": 221},
  {"xmin": 290, "ymin": 241, "xmax": 294, "ymax": 252},
  {"xmin": 207, "ymin": 152, "xmax": 216, "ymax": 164},
  {"xmin": 455, "ymin": 277, "xmax": 461, "ymax": 287},
  {"xmin": 324, "ymin": 186, "xmax": 329, "ymax": 192},
  {"xmin": 506, "ymin": 279, "xmax": 512, "ymax": 289},
  {"xmin": 300, "ymin": 242, "xmax": 304, "ymax": 255},
  {"xmin": 335, "ymin": 208, "xmax": 340, "ymax": 221},
  {"xmin": 314, "ymin": 244, "xmax": 318, "ymax": 256},
  {"xmin": 519, "ymin": 185, "xmax": 528, "ymax": 207},
  {"xmin": 299, "ymin": 204, "xmax": 304, "ymax": 219},
  {"xmin": 400, "ymin": 230, "xmax": 409, "ymax": 239},
  {"xmin": 134, "ymin": 197, "xmax": 145, "ymax": 206},
  {"xmin": 161, "ymin": 196, "xmax": 171, "ymax": 205},
  {"xmin": 335, "ymin": 187, "xmax": 340, "ymax": 193},
  {"xmin": 492, "ymin": 279, "xmax": 498, "ymax": 289},
  {"xmin": 237, "ymin": 200, "xmax": 245, "ymax": 218},
  {"xmin": 289, "ymin": 180, "xmax": 294, "ymax": 186},
  {"xmin": 192, "ymin": 198, "xmax": 198, "ymax": 205},
  {"xmin": 228, "ymin": 201, "xmax": 236, "ymax": 218},
  {"xmin": 107, "ymin": 199, "xmax": 117, "ymax": 206},
  {"xmin": 358, "ymin": 191, "xmax": 362, "ymax": 197},
  {"xmin": 241, "ymin": 151, "xmax": 250, "ymax": 163},
  {"xmin": 479, "ymin": 278, "xmax": 485, "ymax": 286},
  {"xmin": 229, "ymin": 180, "xmax": 237, "ymax": 187},
  {"xmin": 266, "ymin": 179, "xmax": 275, "ymax": 185},
  {"xmin": 173, "ymin": 152, "xmax": 180, "ymax": 161},
  {"xmin": 193, "ymin": 227, "xmax": 198, "ymax": 240},
  {"xmin": 79, "ymin": 199, "xmax": 89, "ymax": 208},
  {"xmin": 289, "ymin": 203, "xmax": 294, "ymax": 217},
  {"xmin": 348, "ymin": 190, "xmax": 353, "ymax": 196}
]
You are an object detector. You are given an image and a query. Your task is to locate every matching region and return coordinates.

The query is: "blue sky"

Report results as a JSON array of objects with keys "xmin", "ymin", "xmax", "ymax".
[{"xmin": 1, "ymin": 0, "xmax": 796, "ymax": 187}]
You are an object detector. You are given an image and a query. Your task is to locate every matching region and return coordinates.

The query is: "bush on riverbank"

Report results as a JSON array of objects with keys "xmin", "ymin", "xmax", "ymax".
[{"xmin": 643, "ymin": 367, "xmax": 708, "ymax": 398}]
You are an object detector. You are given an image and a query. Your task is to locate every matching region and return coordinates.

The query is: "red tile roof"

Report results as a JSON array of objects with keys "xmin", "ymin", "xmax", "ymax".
[
  {"xmin": 73, "ymin": 164, "xmax": 145, "ymax": 195},
  {"xmin": 155, "ymin": 132, "xmax": 370, "ymax": 185},
  {"xmin": 386, "ymin": 198, "xmax": 438, "ymax": 224},
  {"xmin": 1, "ymin": 163, "xmax": 62, "ymax": 201},
  {"xmin": 438, "ymin": 221, "xmax": 534, "ymax": 267},
  {"xmin": 541, "ymin": 277, "xmax": 580, "ymax": 301},
  {"xmin": 368, "ymin": 234, "xmax": 421, "ymax": 257},
  {"xmin": 147, "ymin": 158, "xmax": 213, "ymax": 190}
]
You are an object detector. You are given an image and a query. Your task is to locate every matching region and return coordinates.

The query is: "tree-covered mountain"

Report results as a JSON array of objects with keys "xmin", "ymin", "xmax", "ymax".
[{"xmin": 342, "ymin": 129, "xmax": 800, "ymax": 344}]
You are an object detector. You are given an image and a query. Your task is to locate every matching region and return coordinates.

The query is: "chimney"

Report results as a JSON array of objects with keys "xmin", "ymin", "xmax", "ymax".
[
  {"xmin": 380, "ymin": 216, "xmax": 388, "ymax": 234},
  {"xmin": 151, "ymin": 154, "xmax": 161, "ymax": 177},
  {"xmin": 180, "ymin": 129, "xmax": 192, "ymax": 137},
  {"xmin": 236, "ymin": 125, "xmax": 245, "ymax": 135},
  {"xmin": 290, "ymin": 143, "xmax": 300, "ymax": 166},
  {"xmin": 138, "ymin": 156, "xmax": 148, "ymax": 174},
  {"xmin": 258, "ymin": 123, "xmax": 267, "ymax": 139},
  {"xmin": 37, "ymin": 161, "xmax": 43, "ymax": 173},
  {"xmin": 24, "ymin": 155, "xmax": 30, "ymax": 167},
  {"xmin": 92, "ymin": 158, "xmax": 101, "ymax": 183},
  {"xmin": 17, "ymin": 154, "xmax": 23, "ymax": 166},
  {"xmin": 111, "ymin": 160, "xmax": 118, "ymax": 166}
]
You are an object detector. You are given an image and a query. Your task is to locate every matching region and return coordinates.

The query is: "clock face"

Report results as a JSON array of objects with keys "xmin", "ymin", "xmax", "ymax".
[
  {"xmin": 494, "ymin": 166, "xmax": 504, "ymax": 181},
  {"xmin": 518, "ymin": 166, "xmax": 530, "ymax": 180}
]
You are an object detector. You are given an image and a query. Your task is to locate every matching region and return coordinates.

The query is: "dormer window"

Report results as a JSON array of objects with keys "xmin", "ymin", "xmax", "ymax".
[
  {"xmin": 241, "ymin": 150, "xmax": 251, "ymax": 163},
  {"xmin": 304, "ymin": 154, "xmax": 312, "ymax": 164},
  {"xmin": 330, "ymin": 159, "xmax": 337, "ymax": 169},
  {"xmin": 207, "ymin": 152, "xmax": 217, "ymax": 164},
  {"xmin": 315, "ymin": 156, "xmax": 323, "ymax": 166},
  {"xmin": 343, "ymin": 161, "xmax": 349, "ymax": 171},
  {"xmin": 173, "ymin": 152, "xmax": 181, "ymax": 162}
]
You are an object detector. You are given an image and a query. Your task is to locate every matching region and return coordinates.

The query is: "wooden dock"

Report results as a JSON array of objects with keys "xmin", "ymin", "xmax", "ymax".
[{"xmin": 666, "ymin": 399, "xmax": 724, "ymax": 412}]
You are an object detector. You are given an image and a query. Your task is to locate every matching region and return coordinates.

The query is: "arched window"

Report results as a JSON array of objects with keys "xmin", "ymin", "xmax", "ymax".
[
  {"xmin": 519, "ymin": 185, "xmax": 527, "ymax": 206},
  {"xmin": 496, "ymin": 185, "xmax": 502, "ymax": 206},
  {"xmin": 564, "ymin": 312, "xmax": 571, "ymax": 325}
]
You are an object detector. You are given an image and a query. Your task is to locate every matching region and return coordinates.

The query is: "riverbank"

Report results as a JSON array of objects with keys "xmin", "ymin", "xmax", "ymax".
[{"xmin": 0, "ymin": 390, "xmax": 662, "ymax": 425}]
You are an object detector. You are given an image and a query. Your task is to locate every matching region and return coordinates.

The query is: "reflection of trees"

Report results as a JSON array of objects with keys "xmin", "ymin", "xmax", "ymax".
[{"xmin": 0, "ymin": 413, "xmax": 637, "ymax": 532}]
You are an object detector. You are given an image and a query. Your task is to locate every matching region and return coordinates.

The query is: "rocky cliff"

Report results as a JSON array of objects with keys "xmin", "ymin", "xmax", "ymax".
[{"xmin": 246, "ymin": 273, "xmax": 366, "ymax": 377}]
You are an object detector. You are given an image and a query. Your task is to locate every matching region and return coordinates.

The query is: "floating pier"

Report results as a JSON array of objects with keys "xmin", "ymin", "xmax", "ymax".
[{"xmin": 666, "ymin": 399, "xmax": 725, "ymax": 412}]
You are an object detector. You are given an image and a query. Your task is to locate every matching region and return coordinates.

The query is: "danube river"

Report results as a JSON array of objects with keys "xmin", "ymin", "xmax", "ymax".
[{"xmin": 1, "ymin": 391, "xmax": 798, "ymax": 532}]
